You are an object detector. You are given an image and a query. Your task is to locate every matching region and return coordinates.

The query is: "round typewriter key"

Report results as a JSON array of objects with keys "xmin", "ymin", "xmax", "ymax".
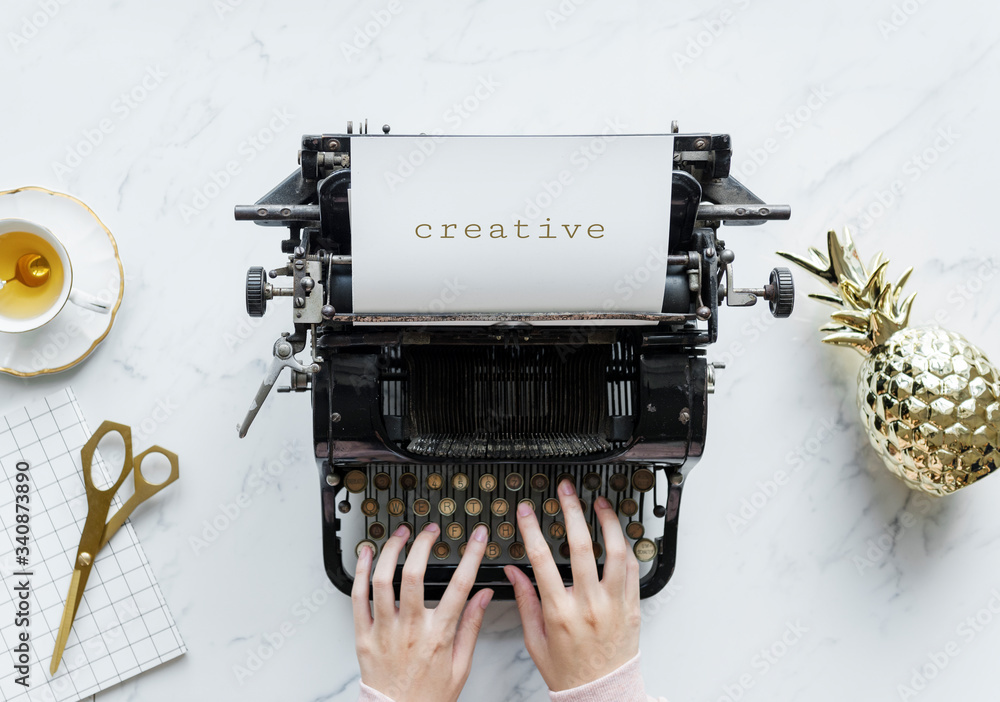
[
  {"xmin": 412, "ymin": 498, "xmax": 431, "ymax": 517},
  {"xmin": 592, "ymin": 541, "xmax": 603, "ymax": 559},
  {"xmin": 344, "ymin": 470, "xmax": 367, "ymax": 494},
  {"xmin": 399, "ymin": 472, "xmax": 418, "ymax": 491},
  {"xmin": 426, "ymin": 472, "xmax": 444, "ymax": 490},
  {"xmin": 579, "ymin": 499, "xmax": 588, "ymax": 514},
  {"xmin": 529, "ymin": 473, "xmax": 549, "ymax": 492},
  {"xmin": 633, "ymin": 538, "xmax": 657, "ymax": 562},
  {"xmin": 496, "ymin": 522, "xmax": 516, "ymax": 540},
  {"xmin": 505, "ymin": 472, "xmax": 524, "ymax": 491},
  {"xmin": 583, "ymin": 472, "xmax": 602, "ymax": 492},
  {"xmin": 356, "ymin": 540, "xmax": 378, "ymax": 558},
  {"xmin": 653, "ymin": 504, "xmax": 666, "ymax": 518},
  {"xmin": 452, "ymin": 472, "xmax": 470, "ymax": 491},
  {"xmin": 361, "ymin": 498, "xmax": 379, "ymax": 517},
  {"xmin": 387, "ymin": 498, "xmax": 405, "ymax": 517},
  {"xmin": 509, "ymin": 542, "xmax": 526, "ymax": 560},
  {"xmin": 542, "ymin": 498, "xmax": 561, "ymax": 516},
  {"xmin": 518, "ymin": 498, "xmax": 536, "ymax": 513},
  {"xmin": 632, "ymin": 468, "xmax": 655, "ymax": 493},
  {"xmin": 405, "ymin": 542, "xmax": 412, "ymax": 556},
  {"xmin": 368, "ymin": 522, "xmax": 387, "ymax": 541},
  {"xmin": 558, "ymin": 541, "xmax": 571, "ymax": 559},
  {"xmin": 479, "ymin": 473, "xmax": 498, "ymax": 492},
  {"xmin": 445, "ymin": 522, "xmax": 464, "ymax": 541},
  {"xmin": 373, "ymin": 472, "xmax": 392, "ymax": 491},
  {"xmin": 608, "ymin": 472, "xmax": 629, "ymax": 492},
  {"xmin": 432, "ymin": 542, "xmax": 451, "ymax": 560},
  {"xmin": 438, "ymin": 497, "xmax": 457, "ymax": 516},
  {"xmin": 472, "ymin": 522, "xmax": 490, "ymax": 539},
  {"xmin": 458, "ymin": 542, "xmax": 467, "ymax": 557},
  {"xmin": 464, "ymin": 498, "xmax": 483, "ymax": 516},
  {"xmin": 556, "ymin": 473, "xmax": 576, "ymax": 490},
  {"xmin": 625, "ymin": 522, "xmax": 645, "ymax": 540},
  {"xmin": 338, "ymin": 499, "xmax": 351, "ymax": 514},
  {"xmin": 619, "ymin": 498, "xmax": 639, "ymax": 517},
  {"xmin": 399, "ymin": 522, "xmax": 414, "ymax": 541},
  {"xmin": 548, "ymin": 521, "xmax": 566, "ymax": 539},
  {"xmin": 485, "ymin": 542, "xmax": 502, "ymax": 560},
  {"xmin": 491, "ymin": 498, "xmax": 509, "ymax": 517}
]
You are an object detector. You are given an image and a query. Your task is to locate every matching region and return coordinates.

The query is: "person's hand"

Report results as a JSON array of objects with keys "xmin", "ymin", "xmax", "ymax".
[
  {"xmin": 353, "ymin": 522, "xmax": 494, "ymax": 702},
  {"xmin": 504, "ymin": 479, "xmax": 641, "ymax": 691}
]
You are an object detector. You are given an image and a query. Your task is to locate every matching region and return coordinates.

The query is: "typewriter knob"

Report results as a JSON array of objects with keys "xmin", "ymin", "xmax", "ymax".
[
  {"xmin": 765, "ymin": 267, "xmax": 795, "ymax": 318},
  {"xmin": 246, "ymin": 266, "xmax": 267, "ymax": 317}
]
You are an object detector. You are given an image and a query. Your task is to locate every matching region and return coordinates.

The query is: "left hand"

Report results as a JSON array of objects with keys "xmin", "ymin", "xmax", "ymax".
[{"xmin": 352, "ymin": 522, "xmax": 494, "ymax": 702}]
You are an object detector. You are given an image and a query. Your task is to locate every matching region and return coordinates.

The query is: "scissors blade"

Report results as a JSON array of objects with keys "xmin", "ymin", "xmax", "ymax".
[{"xmin": 50, "ymin": 564, "xmax": 91, "ymax": 674}]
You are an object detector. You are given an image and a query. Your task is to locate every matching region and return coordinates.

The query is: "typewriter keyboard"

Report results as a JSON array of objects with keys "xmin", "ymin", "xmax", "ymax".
[{"xmin": 337, "ymin": 464, "xmax": 668, "ymax": 576}]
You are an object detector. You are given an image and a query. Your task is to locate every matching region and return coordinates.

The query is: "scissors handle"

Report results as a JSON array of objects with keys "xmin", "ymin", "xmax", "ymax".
[
  {"xmin": 81, "ymin": 420, "xmax": 135, "ymax": 502},
  {"xmin": 100, "ymin": 446, "xmax": 180, "ymax": 550}
]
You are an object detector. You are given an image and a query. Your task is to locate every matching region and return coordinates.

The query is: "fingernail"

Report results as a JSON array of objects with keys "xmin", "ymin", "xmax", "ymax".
[
  {"xmin": 394, "ymin": 524, "xmax": 410, "ymax": 538},
  {"xmin": 359, "ymin": 545, "xmax": 373, "ymax": 566},
  {"xmin": 596, "ymin": 496, "xmax": 611, "ymax": 510},
  {"xmin": 559, "ymin": 479, "xmax": 575, "ymax": 496},
  {"xmin": 517, "ymin": 501, "xmax": 533, "ymax": 517},
  {"xmin": 423, "ymin": 522, "xmax": 439, "ymax": 533},
  {"xmin": 473, "ymin": 524, "xmax": 488, "ymax": 542},
  {"xmin": 480, "ymin": 589, "xmax": 494, "ymax": 609}
]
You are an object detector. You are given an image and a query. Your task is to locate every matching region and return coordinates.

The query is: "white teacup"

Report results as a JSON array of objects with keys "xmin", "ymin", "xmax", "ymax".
[{"xmin": 0, "ymin": 218, "xmax": 110, "ymax": 333}]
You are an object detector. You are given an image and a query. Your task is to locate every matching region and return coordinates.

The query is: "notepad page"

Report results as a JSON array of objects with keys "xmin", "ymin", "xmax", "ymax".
[{"xmin": 0, "ymin": 387, "xmax": 185, "ymax": 701}]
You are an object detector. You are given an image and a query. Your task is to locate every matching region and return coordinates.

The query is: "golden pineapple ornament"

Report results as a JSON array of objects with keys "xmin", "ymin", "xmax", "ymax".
[{"xmin": 779, "ymin": 229, "xmax": 999, "ymax": 496}]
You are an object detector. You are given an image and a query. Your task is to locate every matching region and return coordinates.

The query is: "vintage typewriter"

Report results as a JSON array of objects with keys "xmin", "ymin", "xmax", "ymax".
[{"xmin": 236, "ymin": 121, "xmax": 794, "ymax": 599}]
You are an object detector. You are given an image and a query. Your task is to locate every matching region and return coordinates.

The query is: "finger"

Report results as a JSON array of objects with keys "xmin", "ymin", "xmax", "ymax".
[
  {"xmin": 594, "ymin": 495, "xmax": 628, "ymax": 591},
  {"xmin": 557, "ymin": 479, "xmax": 599, "ymax": 594},
  {"xmin": 504, "ymin": 565, "xmax": 545, "ymax": 651},
  {"xmin": 399, "ymin": 522, "xmax": 439, "ymax": 613},
  {"xmin": 439, "ymin": 524, "xmax": 488, "ymax": 622},
  {"xmin": 372, "ymin": 523, "xmax": 409, "ymax": 620},
  {"xmin": 624, "ymin": 539, "xmax": 641, "ymax": 603},
  {"xmin": 352, "ymin": 543, "xmax": 374, "ymax": 637},
  {"xmin": 515, "ymin": 500, "xmax": 565, "ymax": 602},
  {"xmin": 453, "ymin": 588, "xmax": 493, "ymax": 673}
]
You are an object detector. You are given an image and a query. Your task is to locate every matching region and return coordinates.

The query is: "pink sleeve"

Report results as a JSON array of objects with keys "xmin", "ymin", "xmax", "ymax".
[
  {"xmin": 548, "ymin": 653, "xmax": 668, "ymax": 702},
  {"xmin": 359, "ymin": 682, "xmax": 397, "ymax": 702}
]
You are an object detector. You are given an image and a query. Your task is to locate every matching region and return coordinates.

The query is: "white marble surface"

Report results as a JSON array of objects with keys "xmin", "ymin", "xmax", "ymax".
[{"xmin": 3, "ymin": 1, "xmax": 1000, "ymax": 701}]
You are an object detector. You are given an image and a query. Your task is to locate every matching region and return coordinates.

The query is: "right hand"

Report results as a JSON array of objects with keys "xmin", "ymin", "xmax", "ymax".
[{"xmin": 504, "ymin": 479, "xmax": 642, "ymax": 691}]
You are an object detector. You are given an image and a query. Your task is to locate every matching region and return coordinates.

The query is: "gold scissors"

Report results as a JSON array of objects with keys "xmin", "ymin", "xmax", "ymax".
[{"xmin": 50, "ymin": 421, "xmax": 179, "ymax": 674}]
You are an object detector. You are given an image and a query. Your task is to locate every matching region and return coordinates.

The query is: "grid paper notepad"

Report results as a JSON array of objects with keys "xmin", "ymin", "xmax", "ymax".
[{"xmin": 0, "ymin": 388, "xmax": 185, "ymax": 701}]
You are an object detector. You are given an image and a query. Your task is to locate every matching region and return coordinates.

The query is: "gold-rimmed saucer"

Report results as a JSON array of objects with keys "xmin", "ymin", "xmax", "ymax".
[{"xmin": 0, "ymin": 186, "xmax": 125, "ymax": 376}]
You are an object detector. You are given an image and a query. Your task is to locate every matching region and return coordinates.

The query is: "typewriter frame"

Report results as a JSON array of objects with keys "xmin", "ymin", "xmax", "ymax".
[{"xmin": 236, "ymin": 128, "xmax": 791, "ymax": 599}]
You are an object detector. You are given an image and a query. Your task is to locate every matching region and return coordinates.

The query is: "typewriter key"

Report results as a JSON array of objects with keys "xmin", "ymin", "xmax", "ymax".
[
  {"xmin": 619, "ymin": 498, "xmax": 639, "ymax": 517},
  {"xmin": 542, "ymin": 498, "xmax": 561, "ymax": 516},
  {"xmin": 452, "ymin": 472, "xmax": 470, "ymax": 491},
  {"xmin": 426, "ymin": 472, "xmax": 444, "ymax": 490},
  {"xmin": 361, "ymin": 498, "xmax": 379, "ymax": 517},
  {"xmin": 458, "ymin": 542, "xmax": 468, "ymax": 557},
  {"xmin": 472, "ymin": 523, "xmax": 490, "ymax": 539},
  {"xmin": 632, "ymin": 468, "xmax": 655, "ymax": 493},
  {"xmin": 373, "ymin": 472, "xmax": 392, "ymax": 491},
  {"xmin": 338, "ymin": 499, "xmax": 351, "ymax": 514},
  {"xmin": 479, "ymin": 473, "xmax": 497, "ymax": 492},
  {"xmin": 387, "ymin": 498, "xmax": 405, "ymax": 517},
  {"xmin": 445, "ymin": 522, "xmax": 464, "ymax": 540},
  {"xmin": 356, "ymin": 540, "xmax": 378, "ymax": 558},
  {"xmin": 344, "ymin": 470, "xmax": 367, "ymax": 494},
  {"xmin": 399, "ymin": 472, "xmax": 418, "ymax": 491},
  {"xmin": 530, "ymin": 473, "xmax": 549, "ymax": 492},
  {"xmin": 432, "ymin": 542, "xmax": 451, "ymax": 560},
  {"xmin": 412, "ymin": 498, "xmax": 431, "ymax": 517},
  {"xmin": 368, "ymin": 522, "xmax": 387, "ymax": 541},
  {"xmin": 465, "ymin": 498, "xmax": 483, "ymax": 516},
  {"xmin": 399, "ymin": 522, "xmax": 414, "ymax": 541},
  {"xmin": 633, "ymin": 538, "xmax": 657, "ymax": 562},
  {"xmin": 438, "ymin": 498, "xmax": 457, "ymax": 516},
  {"xmin": 518, "ymin": 498, "xmax": 536, "ymax": 513},
  {"xmin": 579, "ymin": 499, "xmax": 588, "ymax": 514},
  {"xmin": 558, "ymin": 541, "xmax": 571, "ymax": 559},
  {"xmin": 491, "ymin": 498, "xmax": 509, "ymax": 517},
  {"xmin": 548, "ymin": 521, "xmax": 566, "ymax": 539},
  {"xmin": 583, "ymin": 472, "xmax": 602, "ymax": 492},
  {"xmin": 485, "ymin": 542, "xmax": 502, "ymax": 560},
  {"xmin": 505, "ymin": 472, "xmax": 524, "ymax": 491},
  {"xmin": 556, "ymin": 472, "xmax": 576, "ymax": 490},
  {"xmin": 592, "ymin": 541, "xmax": 603, "ymax": 559},
  {"xmin": 509, "ymin": 542, "xmax": 526, "ymax": 560},
  {"xmin": 608, "ymin": 472, "xmax": 629, "ymax": 492},
  {"xmin": 497, "ymin": 522, "xmax": 516, "ymax": 540},
  {"xmin": 625, "ymin": 522, "xmax": 645, "ymax": 540}
]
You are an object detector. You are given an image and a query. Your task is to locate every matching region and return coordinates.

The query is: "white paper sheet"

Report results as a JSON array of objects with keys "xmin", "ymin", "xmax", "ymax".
[{"xmin": 350, "ymin": 134, "xmax": 675, "ymax": 321}]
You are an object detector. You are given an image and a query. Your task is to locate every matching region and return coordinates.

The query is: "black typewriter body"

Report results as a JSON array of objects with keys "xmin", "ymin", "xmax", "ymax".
[{"xmin": 236, "ymin": 125, "xmax": 793, "ymax": 599}]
